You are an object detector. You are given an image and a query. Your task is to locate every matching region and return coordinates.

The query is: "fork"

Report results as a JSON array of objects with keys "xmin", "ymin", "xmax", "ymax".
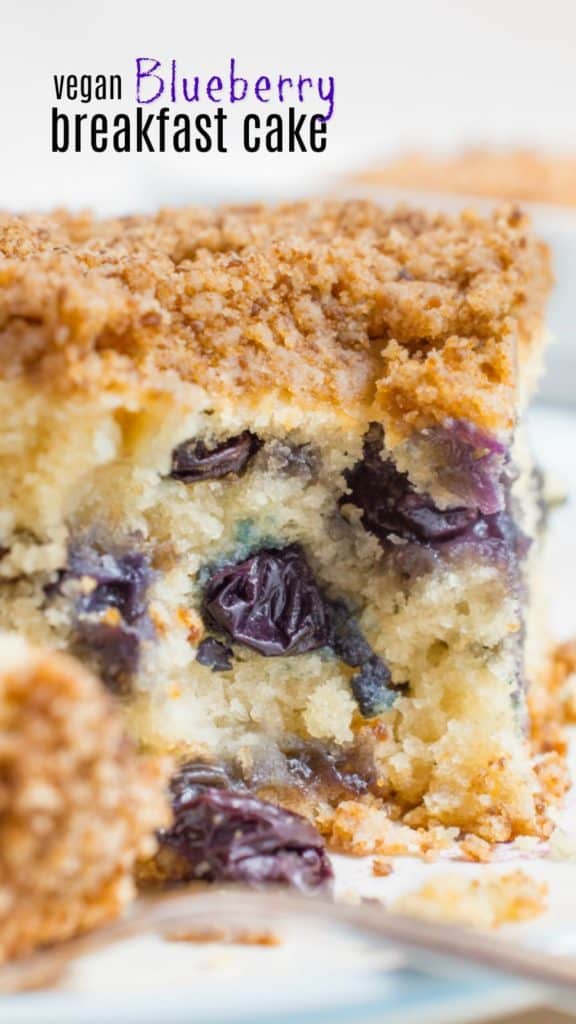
[{"xmin": 0, "ymin": 885, "xmax": 575, "ymax": 1009}]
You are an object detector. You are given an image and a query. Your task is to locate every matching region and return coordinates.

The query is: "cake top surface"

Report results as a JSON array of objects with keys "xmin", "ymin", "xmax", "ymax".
[{"xmin": 0, "ymin": 200, "xmax": 550, "ymax": 435}]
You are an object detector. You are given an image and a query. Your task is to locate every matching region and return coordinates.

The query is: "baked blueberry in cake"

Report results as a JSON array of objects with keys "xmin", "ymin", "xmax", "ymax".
[
  {"xmin": 0, "ymin": 200, "xmax": 559, "ymax": 858},
  {"xmin": 141, "ymin": 759, "xmax": 333, "ymax": 893}
]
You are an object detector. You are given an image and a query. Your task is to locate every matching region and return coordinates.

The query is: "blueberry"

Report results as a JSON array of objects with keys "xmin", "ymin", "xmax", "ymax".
[
  {"xmin": 68, "ymin": 546, "xmax": 151, "ymax": 621},
  {"xmin": 170, "ymin": 431, "xmax": 261, "ymax": 482},
  {"xmin": 49, "ymin": 544, "xmax": 154, "ymax": 694},
  {"xmin": 343, "ymin": 423, "xmax": 525, "ymax": 563},
  {"xmin": 324, "ymin": 596, "xmax": 402, "ymax": 714},
  {"xmin": 328, "ymin": 600, "xmax": 374, "ymax": 667},
  {"xmin": 385, "ymin": 492, "xmax": 479, "ymax": 543},
  {"xmin": 203, "ymin": 550, "xmax": 400, "ymax": 713},
  {"xmin": 203, "ymin": 545, "xmax": 329, "ymax": 656},
  {"xmin": 196, "ymin": 637, "xmax": 233, "ymax": 672},
  {"xmin": 326, "ymin": 601, "xmax": 400, "ymax": 716},
  {"xmin": 351, "ymin": 657, "xmax": 399, "ymax": 718},
  {"xmin": 344, "ymin": 430, "xmax": 477, "ymax": 544},
  {"xmin": 158, "ymin": 763, "xmax": 333, "ymax": 893},
  {"xmin": 283, "ymin": 744, "xmax": 373, "ymax": 797},
  {"xmin": 423, "ymin": 419, "xmax": 509, "ymax": 516},
  {"xmin": 73, "ymin": 619, "xmax": 143, "ymax": 689}
]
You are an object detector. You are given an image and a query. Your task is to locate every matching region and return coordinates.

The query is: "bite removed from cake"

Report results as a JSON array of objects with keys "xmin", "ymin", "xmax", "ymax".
[{"xmin": 0, "ymin": 199, "xmax": 558, "ymax": 851}]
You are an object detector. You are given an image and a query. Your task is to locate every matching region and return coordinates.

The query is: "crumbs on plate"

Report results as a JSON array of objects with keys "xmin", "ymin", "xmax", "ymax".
[
  {"xmin": 393, "ymin": 869, "xmax": 548, "ymax": 929},
  {"xmin": 372, "ymin": 857, "xmax": 394, "ymax": 877},
  {"xmin": 164, "ymin": 926, "xmax": 282, "ymax": 947}
]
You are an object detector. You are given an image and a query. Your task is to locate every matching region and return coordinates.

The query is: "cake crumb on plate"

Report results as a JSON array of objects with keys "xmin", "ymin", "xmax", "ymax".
[{"xmin": 394, "ymin": 869, "xmax": 548, "ymax": 929}]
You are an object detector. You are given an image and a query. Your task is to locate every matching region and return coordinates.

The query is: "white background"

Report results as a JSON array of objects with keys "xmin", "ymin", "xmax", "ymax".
[{"xmin": 1, "ymin": 0, "xmax": 576, "ymax": 212}]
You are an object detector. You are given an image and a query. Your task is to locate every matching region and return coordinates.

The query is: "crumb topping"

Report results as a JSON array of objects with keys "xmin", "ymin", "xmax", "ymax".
[
  {"xmin": 0, "ymin": 636, "xmax": 170, "ymax": 964},
  {"xmin": 0, "ymin": 200, "xmax": 550, "ymax": 436}
]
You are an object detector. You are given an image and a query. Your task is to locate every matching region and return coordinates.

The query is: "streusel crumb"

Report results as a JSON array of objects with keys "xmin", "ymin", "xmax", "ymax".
[
  {"xmin": 0, "ymin": 201, "xmax": 550, "ymax": 438},
  {"xmin": 0, "ymin": 634, "xmax": 170, "ymax": 964},
  {"xmin": 458, "ymin": 835, "xmax": 494, "ymax": 863}
]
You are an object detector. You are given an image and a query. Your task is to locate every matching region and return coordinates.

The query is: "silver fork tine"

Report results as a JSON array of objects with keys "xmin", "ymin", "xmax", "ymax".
[{"xmin": 0, "ymin": 887, "xmax": 573, "ymax": 999}]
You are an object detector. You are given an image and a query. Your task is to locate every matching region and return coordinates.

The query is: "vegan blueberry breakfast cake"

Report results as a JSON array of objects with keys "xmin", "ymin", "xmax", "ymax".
[
  {"xmin": 0, "ymin": 633, "xmax": 169, "ymax": 963},
  {"xmin": 0, "ymin": 198, "xmax": 563, "ymax": 886}
]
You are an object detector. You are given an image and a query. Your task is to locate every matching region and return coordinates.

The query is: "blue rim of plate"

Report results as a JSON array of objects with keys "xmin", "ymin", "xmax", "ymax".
[{"xmin": 0, "ymin": 967, "xmax": 542, "ymax": 1024}]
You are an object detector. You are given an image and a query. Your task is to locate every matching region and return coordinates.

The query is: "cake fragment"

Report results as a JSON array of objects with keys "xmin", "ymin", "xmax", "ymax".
[{"xmin": 0, "ymin": 634, "xmax": 170, "ymax": 964}]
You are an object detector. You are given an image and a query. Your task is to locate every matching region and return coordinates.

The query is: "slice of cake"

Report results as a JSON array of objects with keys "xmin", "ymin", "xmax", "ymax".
[
  {"xmin": 0, "ymin": 200, "xmax": 559, "ymax": 853},
  {"xmin": 0, "ymin": 633, "xmax": 169, "ymax": 964}
]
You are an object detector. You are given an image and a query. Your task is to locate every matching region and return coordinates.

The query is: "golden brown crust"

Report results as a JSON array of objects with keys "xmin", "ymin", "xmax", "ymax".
[
  {"xmin": 0, "ymin": 638, "xmax": 170, "ymax": 964},
  {"xmin": 0, "ymin": 200, "xmax": 550, "ymax": 436},
  {"xmin": 352, "ymin": 148, "xmax": 576, "ymax": 207}
]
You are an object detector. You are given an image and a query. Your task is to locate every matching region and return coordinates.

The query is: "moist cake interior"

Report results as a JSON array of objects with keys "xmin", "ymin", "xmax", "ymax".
[{"xmin": 0, "ymin": 386, "xmax": 550, "ymax": 842}]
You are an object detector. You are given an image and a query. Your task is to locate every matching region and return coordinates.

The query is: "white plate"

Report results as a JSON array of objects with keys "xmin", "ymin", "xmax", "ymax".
[{"xmin": 3, "ymin": 404, "xmax": 576, "ymax": 1024}]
